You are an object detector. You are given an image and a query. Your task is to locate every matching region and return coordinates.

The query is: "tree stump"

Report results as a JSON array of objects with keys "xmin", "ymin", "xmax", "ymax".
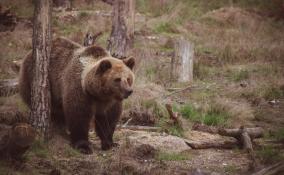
[
  {"xmin": 0, "ymin": 123, "xmax": 36, "ymax": 159},
  {"xmin": 171, "ymin": 37, "xmax": 194, "ymax": 82}
]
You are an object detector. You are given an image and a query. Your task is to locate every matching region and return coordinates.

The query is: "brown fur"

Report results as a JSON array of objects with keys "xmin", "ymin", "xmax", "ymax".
[{"xmin": 19, "ymin": 37, "xmax": 135, "ymax": 153}]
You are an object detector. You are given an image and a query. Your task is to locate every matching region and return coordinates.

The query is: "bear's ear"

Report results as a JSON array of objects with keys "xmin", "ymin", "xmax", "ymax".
[
  {"xmin": 123, "ymin": 57, "xmax": 135, "ymax": 70},
  {"xmin": 96, "ymin": 60, "xmax": 112, "ymax": 75},
  {"xmin": 82, "ymin": 46, "xmax": 108, "ymax": 58}
]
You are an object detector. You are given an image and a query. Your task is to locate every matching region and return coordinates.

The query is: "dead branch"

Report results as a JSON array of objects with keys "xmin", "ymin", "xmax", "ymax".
[
  {"xmin": 163, "ymin": 85, "xmax": 193, "ymax": 98},
  {"xmin": 165, "ymin": 104, "xmax": 179, "ymax": 124},
  {"xmin": 117, "ymin": 125, "xmax": 160, "ymax": 132},
  {"xmin": 252, "ymin": 161, "xmax": 284, "ymax": 175},
  {"xmin": 122, "ymin": 118, "xmax": 132, "ymax": 127}
]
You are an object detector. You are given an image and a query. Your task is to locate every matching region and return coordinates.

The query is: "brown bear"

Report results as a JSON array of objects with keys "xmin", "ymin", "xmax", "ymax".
[{"xmin": 19, "ymin": 37, "xmax": 135, "ymax": 153}]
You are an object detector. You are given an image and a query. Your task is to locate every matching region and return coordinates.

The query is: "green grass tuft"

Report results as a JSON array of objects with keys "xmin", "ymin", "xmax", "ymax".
[
  {"xmin": 28, "ymin": 139, "xmax": 50, "ymax": 159},
  {"xmin": 256, "ymin": 145, "xmax": 283, "ymax": 163},
  {"xmin": 64, "ymin": 146, "xmax": 81, "ymax": 157},
  {"xmin": 176, "ymin": 103, "xmax": 230, "ymax": 126},
  {"xmin": 154, "ymin": 22, "xmax": 178, "ymax": 34},
  {"xmin": 232, "ymin": 69, "xmax": 249, "ymax": 82},
  {"xmin": 78, "ymin": 11, "xmax": 89, "ymax": 18},
  {"xmin": 156, "ymin": 151, "xmax": 191, "ymax": 161},
  {"xmin": 203, "ymin": 105, "xmax": 230, "ymax": 126},
  {"xmin": 263, "ymin": 86, "xmax": 284, "ymax": 100}
]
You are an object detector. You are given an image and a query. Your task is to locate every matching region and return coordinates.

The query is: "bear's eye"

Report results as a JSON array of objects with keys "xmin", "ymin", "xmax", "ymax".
[
  {"xmin": 114, "ymin": 78, "xmax": 121, "ymax": 83},
  {"xmin": 127, "ymin": 78, "xmax": 131, "ymax": 85}
]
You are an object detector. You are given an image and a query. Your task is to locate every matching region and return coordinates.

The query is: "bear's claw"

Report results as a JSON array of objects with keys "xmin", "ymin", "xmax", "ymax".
[{"xmin": 73, "ymin": 140, "xmax": 93, "ymax": 154}]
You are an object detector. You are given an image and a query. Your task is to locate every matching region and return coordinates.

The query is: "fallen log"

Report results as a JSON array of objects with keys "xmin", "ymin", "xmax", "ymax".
[
  {"xmin": 252, "ymin": 161, "xmax": 284, "ymax": 175},
  {"xmin": 117, "ymin": 125, "xmax": 160, "ymax": 132},
  {"xmin": 184, "ymin": 138, "xmax": 238, "ymax": 149},
  {"xmin": 192, "ymin": 123, "xmax": 219, "ymax": 134},
  {"xmin": 193, "ymin": 123, "xmax": 264, "ymax": 139},
  {"xmin": 0, "ymin": 123, "xmax": 36, "ymax": 159},
  {"xmin": 0, "ymin": 78, "xmax": 18, "ymax": 96},
  {"xmin": 218, "ymin": 127, "xmax": 264, "ymax": 139},
  {"xmin": 192, "ymin": 123, "xmax": 264, "ymax": 152}
]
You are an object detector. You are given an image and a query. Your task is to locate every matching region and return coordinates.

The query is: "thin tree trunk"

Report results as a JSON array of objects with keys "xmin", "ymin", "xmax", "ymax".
[
  {"xmin": 30, "ymin": 0, "xmax": 52, "ymax": 141},
  {"xmin": 107, "ymin": 0, "xmax": 135, "ymax": 58}
]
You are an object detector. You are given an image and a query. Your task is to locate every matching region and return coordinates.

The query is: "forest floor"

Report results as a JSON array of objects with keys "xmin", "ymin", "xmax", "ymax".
[{"xmin": 0, "ymin": 0, "xmax": 284, "ymax": 175}]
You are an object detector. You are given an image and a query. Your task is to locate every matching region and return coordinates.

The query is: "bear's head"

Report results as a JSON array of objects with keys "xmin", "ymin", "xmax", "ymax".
[{"xmin": 80, "ymin": 46, "xmax": 135, "ymax": 101}]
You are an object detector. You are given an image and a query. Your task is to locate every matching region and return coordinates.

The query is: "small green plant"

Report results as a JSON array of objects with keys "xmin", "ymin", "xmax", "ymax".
[
  {"xmin": 203, "ymin": 105, "xmax": 230, "ymax": 126},
  {"xmin": 224, "ymin": 165, "xmax": 238, "ymax": 174},
  {"xmin": 167, "ymin": 124, "xmax": 184, "ymax": 137},
  {"xmin": 193, "ymin": 62, "xmax": 210, "ymax": 80},
  {"xmin": 256, "ymin": 146, "xmax": 283, "ymax": 163},
  {"xmin": 271, "ymin": 128, "xmax": 284, "ymax": 142},
  {"xmin": 79, "ymin": 11, "xmax": 88, "ymax": 18},
  {"xmin": 263, "ymin": 86, "xmax": 284, "ymax": 100},
  {"xmin": 156, "ymin": 151, "xmax": 191, "ymax": 161},
  {"xmin": 145, "ymin": 67, "xmax": 157, "ymax": 80},
  {"xmin": 157, "ymin": 115, "xmax": 184, "ymax": 137},
  {"xmin": 232, "ymin": 69, "xmax": 249, "ymax": 82},
  {"xmin": 28, "ymin": 139, "xmax": 50, "ymax": 158},
  {"xmin": 177, "ymin": 103, "xmax": 230, "ymax": 126},
  {"xmin": 178, "ymin": 104, "xmax": 200, "ymax": 122},
  {"xmin": 154, "ymin": 22, "xmax": 178, "ymax": 34},
  {"xmin": 64, "ymin": 146, "xmax": 81, "ymax": 157}
]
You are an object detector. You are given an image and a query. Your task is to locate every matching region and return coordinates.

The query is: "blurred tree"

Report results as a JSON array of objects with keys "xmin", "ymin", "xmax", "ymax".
[
  {"xmin": 53, "ymin": 0, "xmax": 71, "ymax": 9},
  {"xmin": 107, "ymin": 0, "xmax": 135, "ymax": 58}
]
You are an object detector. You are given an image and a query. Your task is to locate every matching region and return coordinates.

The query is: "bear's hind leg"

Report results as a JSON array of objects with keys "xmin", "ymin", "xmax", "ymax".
[{"xmin": 64, "ymin": 104, "xmax": 93, "ymax": 154}]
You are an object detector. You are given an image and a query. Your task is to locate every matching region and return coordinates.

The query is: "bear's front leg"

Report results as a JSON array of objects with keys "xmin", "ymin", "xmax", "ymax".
[
  {"xmin": 95, "ymin": 102, "xmax": 121, "ymax": 150},
  {"xmin": 95, "ymin": 113, "xmax": 114, "ymax": 150}
]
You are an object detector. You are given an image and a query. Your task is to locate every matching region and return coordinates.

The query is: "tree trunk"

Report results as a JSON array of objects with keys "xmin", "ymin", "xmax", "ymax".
[
  {"xmin": 107, "ymin": 0, "xmax": 135, "ymax": 58},
  {"xmin": 31, "ymin": 0, "xmax": 52, "ymax": 141}
]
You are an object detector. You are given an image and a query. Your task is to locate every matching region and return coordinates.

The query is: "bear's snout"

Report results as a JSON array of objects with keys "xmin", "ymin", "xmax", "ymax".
[{"xmin": 124, "ymin": 89, "xmax": 133, "ymax": 98}]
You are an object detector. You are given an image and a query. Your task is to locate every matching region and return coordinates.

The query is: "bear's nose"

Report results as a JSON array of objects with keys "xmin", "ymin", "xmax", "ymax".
[{"xmin": 124, "ymin": 90, "xmax": 133, "ymax": 98}]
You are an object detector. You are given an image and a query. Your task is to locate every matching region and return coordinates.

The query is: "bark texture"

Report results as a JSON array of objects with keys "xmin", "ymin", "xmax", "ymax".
[
  {"xmin": 107, "ymin": 0, "xmax": 135, "ymax": 58},
  {"xmin": 31, "ymin": 0, "xmax": 52, "ymax": 141}
]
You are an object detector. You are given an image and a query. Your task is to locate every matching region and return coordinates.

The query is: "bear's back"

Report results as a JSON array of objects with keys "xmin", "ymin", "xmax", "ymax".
[{"xmin": 19, "ymin": 37, "xmax": 82, "ymax": 107}]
